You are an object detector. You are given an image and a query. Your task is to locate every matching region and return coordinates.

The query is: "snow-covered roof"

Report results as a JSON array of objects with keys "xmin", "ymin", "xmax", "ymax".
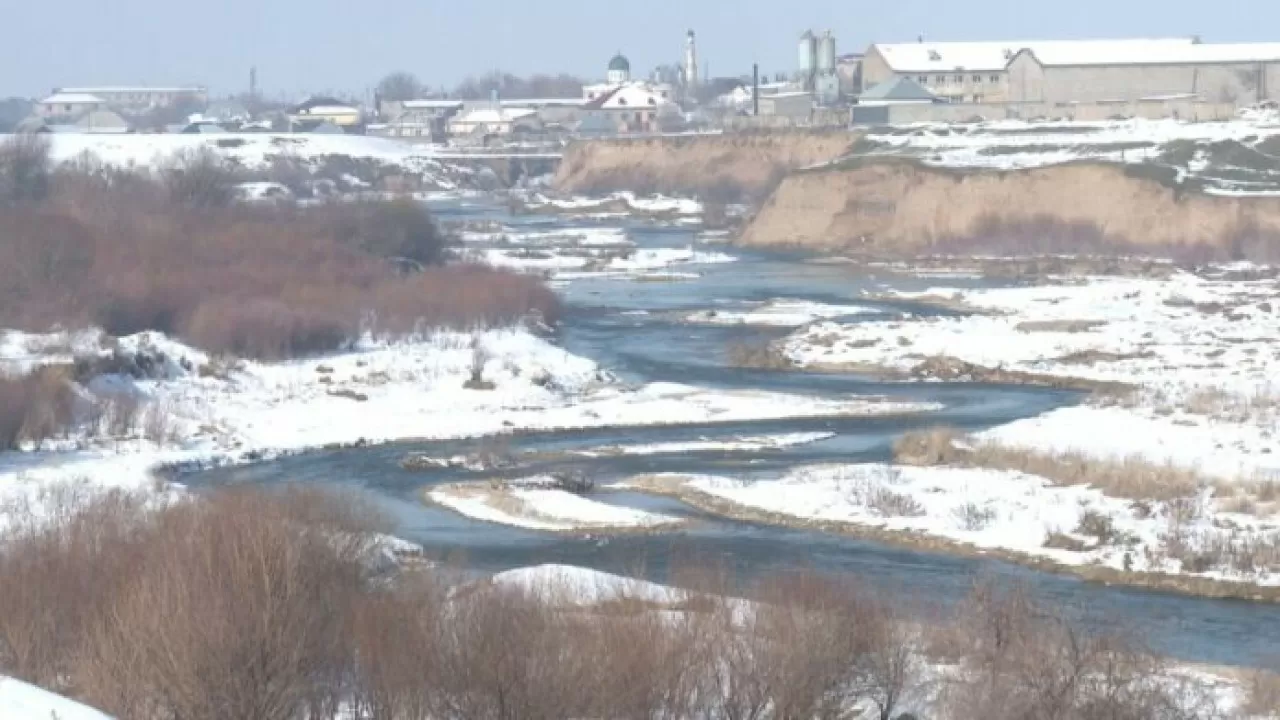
[
  {"xmin": 59, "ymin": 86, "xmax": 204, "ymax": 95},
  {"xmin": 1027, "ymin": 41, "xmax": 1280, "ymax": 67},
  {"xmin": 589, "ymin": 84, "xmax": 673, "ymax": 110},
  {"xmin": 451, "ymin": 108, "xmax": 539, "ymax": 124},
  {"xmin": 297, "ymin": 105, "xmax": 360, "ymax": 115},
  {"xmin": 871, "ymin": 38, "xmax": 1198, "ymax": 72},
  {"xmin": 500, "ymin": 98, "xmax": 583, "ymax": 107},
  {"xmin": 39, "ymin": 92, "xmax": 105, "ymax": 105},
  {"xmin": 402, "ymin": 99, "xmax": 464, "ymax": 109}
]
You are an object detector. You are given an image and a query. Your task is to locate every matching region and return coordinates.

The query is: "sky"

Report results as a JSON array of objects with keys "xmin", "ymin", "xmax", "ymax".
[{"xmin": 4, "ymin": 0, "xmax": 1279, "ymax": 100}]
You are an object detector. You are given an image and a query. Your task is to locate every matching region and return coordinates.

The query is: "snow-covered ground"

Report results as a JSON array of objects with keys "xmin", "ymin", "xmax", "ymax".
[
  {"xmin": 429, "ymin": 478, "xmax": 682, "ymax": 532},
  {"xmin": 685, "ymin": 299, "xmax": 877, "ymax": 327},
  {"xmin": 36, "ymin": 132, "xmax": 475, "ymax": 190},
  {"xmin": 0, "ymin": 326, "xmax": 935, "ymax": 521},
  {"xmin": 0, "ymin": 675, "xmax": 113, "ymax": 720},
  {"xmin": 657, "ymin": 462, "xmax": 1279, "ymax": 586},
  {"xmin": 469, "ymin": 245, "xmax": 735, "ymax": 280},
  {"xmin": 853, "ymin": 110, "xmax": 1280, "ymax": 194},
  {"xmin": 786, "ymin": 270, "xmax": 1280, "ymax": 482},
  {"xmin": 771, "ymin": 270, "xmax": 1280, "ymax": 586},
  {"xmin": 520, "ymin": 191, "xmax": 703, "ymax": 216}
]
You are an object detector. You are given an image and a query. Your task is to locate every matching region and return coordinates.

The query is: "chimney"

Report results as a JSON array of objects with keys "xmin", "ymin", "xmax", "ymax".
[{"xmin": 753, "ymin": 64, "xmax": 760, "ymax": 116}]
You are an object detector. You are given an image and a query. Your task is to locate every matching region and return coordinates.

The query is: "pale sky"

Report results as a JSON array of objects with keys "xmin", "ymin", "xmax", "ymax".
[{"xmin": 4, "ymin": 0, "xmax": 1277, "ymax": 100}]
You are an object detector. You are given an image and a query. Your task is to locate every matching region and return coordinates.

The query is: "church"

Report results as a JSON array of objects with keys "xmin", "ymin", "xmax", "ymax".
[{"xmin": 580, "ymin": 53, "xmax": 679, "ymax": 134}]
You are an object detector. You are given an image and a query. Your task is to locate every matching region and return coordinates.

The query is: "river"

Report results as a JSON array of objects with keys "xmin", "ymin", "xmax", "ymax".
[{"xmin": 191, "ymin": 195, "xmax": 1280, "ymax": 668}]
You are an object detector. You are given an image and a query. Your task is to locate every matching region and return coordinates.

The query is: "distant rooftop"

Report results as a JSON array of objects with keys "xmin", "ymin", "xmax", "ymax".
[
  {"xmin": 401, "ymin": 99, "xmax": 465, "ymax": 109},
  {"xmin": 871, "ymin": 38, "xmax": 1280, "ymax": 72},
  {"xmin": 58, "ymin": 86, "xmax": 206, "ymax": 94},
  {"xmin": 39, "ymin": 92, "xmax": 105, "ymax": 105}
]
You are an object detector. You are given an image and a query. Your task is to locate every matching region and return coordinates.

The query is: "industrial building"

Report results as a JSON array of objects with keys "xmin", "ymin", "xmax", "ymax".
[
  {"xmin": 797, "ymin": 30, "xmax": 841, "ymax": 105},
  {"xmin": 861, "ymin": 38, "xmax": 1280, "ymax": 106}
]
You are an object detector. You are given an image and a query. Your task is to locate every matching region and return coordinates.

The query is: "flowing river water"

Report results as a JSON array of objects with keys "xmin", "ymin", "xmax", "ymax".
[{"xmin": 192, "ymin": 196, "xmax": 1280, "ymax": 668}]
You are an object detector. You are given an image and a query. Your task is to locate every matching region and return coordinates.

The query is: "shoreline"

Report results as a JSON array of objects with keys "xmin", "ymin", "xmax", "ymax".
[{"xmin": 624, "ymin": 474, "xmax": 1280, "ymax": 604}]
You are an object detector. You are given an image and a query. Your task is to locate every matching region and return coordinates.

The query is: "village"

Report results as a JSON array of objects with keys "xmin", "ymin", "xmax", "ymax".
[{"xmin": 4, "ymin": 32, "xmax": 1280, "ymax": 145}]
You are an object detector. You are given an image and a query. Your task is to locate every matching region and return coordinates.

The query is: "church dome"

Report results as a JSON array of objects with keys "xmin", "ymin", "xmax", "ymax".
[{"xmin": 608, "ymin": 54, "xmax": 631, "ymax": 72}]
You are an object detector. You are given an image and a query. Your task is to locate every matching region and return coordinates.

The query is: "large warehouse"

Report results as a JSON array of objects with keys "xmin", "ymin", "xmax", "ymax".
[{"xmin": 861, "ymin": 38, "xmax": 1280, "ymax": 105}]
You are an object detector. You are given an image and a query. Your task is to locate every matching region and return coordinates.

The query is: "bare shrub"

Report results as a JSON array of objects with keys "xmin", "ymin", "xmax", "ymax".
[
  {"xmin": 938, "ymin": 576, "xmax": 1218, "ymax": 720},
  {"xmin": 1043, "ymin": 530, "xmax": 1090, "ymax": 552},
  {"xmin": 0, "ymin": 488, "xmax": 151, "ymax": 689},
  {"xmin": 893, "ymin": 427, "xmax": 962, "ymax": 466},
  {"xmin": 162, "ymin": 146, "xmax": 238, "ymax": 209},
  {"xmin": 349, "ymin": 576, "xmax": 445, "ymax": 720},
  {"xmin": 0, "ymin": 132, "xmax": 52, "ymax": 205},
  {"xmin": 1159, "ymin": 526, "xmax": 1280, "ymax": 576},
  {"xmin": 319, "ymin": 199, "xmax": 450, "ymax": 266},
  {"xmin": 74, "ymin": 488, "xmax": 380, "ymax": 720},
  {"xmin": 0, "ymin": 179, "xmax": 557, "ymax": 358},
  {"xmin": 863, "ymin": 482, "xmax": 926, "ymax": 518},
  {"xmin": 0, "ymin": 367, "xmax": 78, "ymax": 450},
  {"xmin": 549, "ymin": 470, "xmax": 595, "ymax": 495},
  {"xmin": 954, "ymin": 501, "xmax": 997, "ymax": 531},
  {"xmin": 1075, "ymin": 508, "xmax": 1119, "ymax": 545}
]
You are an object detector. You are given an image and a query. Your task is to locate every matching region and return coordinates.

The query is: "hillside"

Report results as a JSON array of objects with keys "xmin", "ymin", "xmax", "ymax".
[
  {"xmin": 553, "ymin": 132, "xmax": 855, "ymax": 201},
  {"xmin": 738, "ymin": 159, "xmax": 1280, "ymax": 260}
]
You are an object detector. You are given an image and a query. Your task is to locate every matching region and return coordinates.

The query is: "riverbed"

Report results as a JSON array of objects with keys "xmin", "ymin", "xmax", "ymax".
[{"xmin": 191, "ymin": 195, "xmax": 1280, "ymax": 668}]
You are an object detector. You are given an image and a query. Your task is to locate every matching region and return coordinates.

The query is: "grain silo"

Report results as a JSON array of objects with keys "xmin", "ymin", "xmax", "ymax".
[
  {"xmin": 818, "ymin": 30, "xmax": 837, "ymax": 75},
  {"xmin": 798, "ymin": 31, "xmax": 818, "ymax": 84}
]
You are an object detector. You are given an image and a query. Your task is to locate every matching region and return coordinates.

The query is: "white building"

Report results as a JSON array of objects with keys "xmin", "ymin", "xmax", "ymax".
[
  {"xmin": 447, "ymin": 107, "xmax": 542, "ymax": 137},
  {"xmin": 53, "ymin": 86, "xmax": 207, "ymax": 112},
  {"xmin": 862, "ymin": 38, "xmax": 1280, "ymax": 105},
  {"xmin": 36, "ymin": 92, "xmax": 107, "ymax": 118}
]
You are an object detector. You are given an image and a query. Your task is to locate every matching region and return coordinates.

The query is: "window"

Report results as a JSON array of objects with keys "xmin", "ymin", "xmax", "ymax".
[
  {"xmin": 618, "ymin": 97, "xmax": 628, "ymax": 106},
  {"xmin": 935, "ymin": 75, "xmax": 945, "ymax": 84},
  {"xmin": 918, "ymin": 75, "xmax": 928, "ymax": 84},
  {"xmin": 972, "ymin": 75, "xmax": 982, "ymax": 83},
  {"xmin": 989, "ymin": 75, "xmax": 1001, "ymax": 83},
  {"xmin": 954, "ymin": 75, "xmax": 964, "ymax": 84}
]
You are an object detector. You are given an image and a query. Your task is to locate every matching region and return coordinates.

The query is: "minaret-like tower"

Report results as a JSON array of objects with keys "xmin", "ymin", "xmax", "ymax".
[{"xmin": 684, "ymin": 30, "xmax": 699, "ymax": 89}]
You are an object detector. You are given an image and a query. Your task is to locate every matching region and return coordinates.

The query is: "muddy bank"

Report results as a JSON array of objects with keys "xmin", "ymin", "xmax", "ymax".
[
  {"xmin": 738, "ymin": 160, "xmax": 1280, "ymax": 259},
  {"xmin": 626, "ymin": 475, "xmax": 1280, "ymax": 604},
  {"xmin": 553, "ymin": 132, "xmax": 856, "ymax": 202}
]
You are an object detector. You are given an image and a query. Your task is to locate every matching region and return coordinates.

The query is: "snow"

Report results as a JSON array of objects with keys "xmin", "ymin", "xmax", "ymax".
[
  {"xmin": 871, "ymin": 38, "xmax": 1197, "ymax": 73},
  {"xmin": 675, "ymin": 462, "xmax": 1279, "ymax": 585},
  {"xmin": 0, "ymin": 675, "xmax": 114, "ymax": 720},
  {"xmin": 524, "ymin": 191, "xmax": 703, "ymax": 216},
  {"xmin": 0, "ymin": 326, "xmax": 936, "ymax": 523},
  {"xmin": 476, "ymin": 245, "xmax": 735, "ymax": 279},
  {"xmin": 39, "ymin": 133, "xmax": 466, "ymax": 189},
  {"xmin": 490, "ymin": 564, "xmax": 687, "ymax": 606},
  {"xmin": 570, "ymin": 432, "xmax": 834, "ymax": 457},
  {"xmin": 39, "ymin": 92, "xmax": 105, "ymax": 105},
  {"xmin": 784, "ymin": 270, "xmax": 1280, "ymax": 481},
  {"xmin": 686, "ymin": 299, "xmax": 876, "ymax": 327},
  {"xmin": 856, "ymin": 115, "xmax": 1280, "ymax": 189},
  {"xmin": 429, "ymin": 479, "xmax": 681, "ymax": 531}
]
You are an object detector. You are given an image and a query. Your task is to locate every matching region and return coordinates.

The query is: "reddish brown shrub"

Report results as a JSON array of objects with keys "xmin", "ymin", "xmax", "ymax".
[
  {"xmin": 0, "ymin": 178, "xmax": 557, "ymax": 359},
  {"xmin": 0, "ymin": 368, "xmax": 78, "ymax": 450}
]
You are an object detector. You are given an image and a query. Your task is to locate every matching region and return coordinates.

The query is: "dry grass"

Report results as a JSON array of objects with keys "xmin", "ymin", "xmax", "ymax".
[
  {"xmin": 1246, "ymin": 669, "xmax": 1280, "ymax": 716},
  {"xmin": 1043, "ymin": 531, "xmax": 1090, "ymax": 552},
  {"xmin": 724, "ymin": 339, "xmax": 792, "ymax": 369},
  {"xmin": 893, "ymin": 427, "xmax": 1204, "ymax": 501}
]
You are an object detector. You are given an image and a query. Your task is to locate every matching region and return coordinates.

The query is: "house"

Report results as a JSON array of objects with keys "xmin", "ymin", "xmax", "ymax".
[
  {"xmin": 179, "ymin": 121, "xmax": 226, "ymax": 134},
  {"xmin": 376, "ymin": 99, "xmax": 464, "ymax": 139},
  {"xmin": 54, "ymin": 86, "xmax": 207, "ymax": 112},
  {"xmin": 861, "ymin": 38, "xmax": 1280, "ymax": 105},
  {"xmin": 446, "ymin": 107, "xmax": 542, "ymax": 137},
  {"xmin": 289, "ymin": 97, "xmax": 362, "ymax": 128},
  {"xmin": 581, "ymin": 84, "xmax": 676, "ymax": 134},
  {"xmin": 36, "ymin": 92, "xmax": 106, "ymax": 118}
]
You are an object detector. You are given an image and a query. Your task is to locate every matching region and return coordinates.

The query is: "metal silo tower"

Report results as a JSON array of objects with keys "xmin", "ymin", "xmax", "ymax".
[{"xmin": 798, "ymin": 31, "xmax": 818, "ymax": 89}]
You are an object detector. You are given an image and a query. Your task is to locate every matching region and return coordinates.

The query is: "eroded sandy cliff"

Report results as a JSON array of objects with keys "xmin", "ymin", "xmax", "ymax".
[
  {"xmin": 738, "ymin": 160, "xmax": 1280, "ymax": 259},
  {"xmin": 553, "ymin": 133, "xmax": 855, "ymax": 201}
]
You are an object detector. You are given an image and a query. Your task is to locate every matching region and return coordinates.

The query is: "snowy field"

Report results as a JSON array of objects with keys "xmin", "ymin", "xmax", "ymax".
[
  {"xmin": 785, "ymin": 270, "xmax": 1280, "ymax": 481},
  {"xmin": 0, "ymin": 326, "xmax": 936, "ymax": 524},
  {"xmin": 853, "ymin": 109, "xmax": 1280, "ymax": 194},
  {"xmin": 33, "ymin": 132, "xmax": 475, "ymax": 190},
  {"xmin": 770, "ymin": 269, "xmax": 1280, "ymax": 586},
  {"xmin": 685, "ymin": 299, "xmax": 877, "ymax": 327}
]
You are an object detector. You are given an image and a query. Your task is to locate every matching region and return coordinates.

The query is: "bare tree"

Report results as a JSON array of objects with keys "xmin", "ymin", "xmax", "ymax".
[
  {"xmin": 0, "ymin": 132, "xmax": 52, "ymax": 205},
  {"xmin": 377, "ymin": 71, "xmax": 425, "ymax": 102},
  {"xmin": 161, "ymin": 147, "xmax": 237, "ymax": 209}
]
